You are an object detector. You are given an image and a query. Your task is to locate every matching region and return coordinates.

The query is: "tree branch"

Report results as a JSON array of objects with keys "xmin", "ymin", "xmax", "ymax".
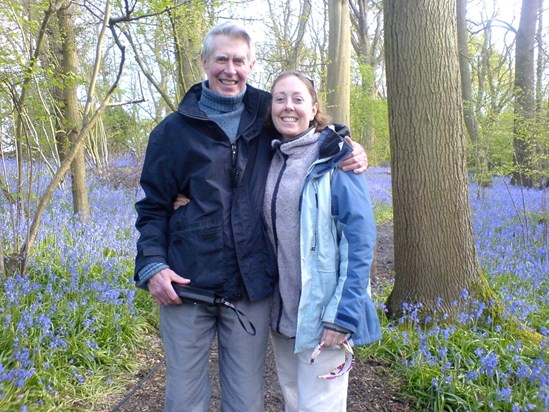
[{"xmin": 20, "ymin": 0, "xmax": 126, "ymax": 273}]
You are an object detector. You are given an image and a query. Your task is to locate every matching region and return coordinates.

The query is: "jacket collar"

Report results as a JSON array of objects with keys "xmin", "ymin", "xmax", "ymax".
[
  {"xmin": 177, "ymin": 82, "xmax": 270, "ymax": 143},
  {"xmin": 307, "ymin": 126, "xmax": 353, "ymax": 178}
]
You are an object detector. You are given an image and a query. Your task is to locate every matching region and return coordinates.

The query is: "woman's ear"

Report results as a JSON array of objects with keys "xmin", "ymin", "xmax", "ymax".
[{"xmin": 311, "ymin": 102, "xmax": 319, "ymax": 122}]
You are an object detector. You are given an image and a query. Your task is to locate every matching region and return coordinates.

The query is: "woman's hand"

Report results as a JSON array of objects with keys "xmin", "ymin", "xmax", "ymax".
[
  {"xmin": 321, "ymin": 328, "xmax": 349, "ymax": 347},
  {"xmin": 173, "ymin": 194, "xmax": 190, "ymax": 210}
]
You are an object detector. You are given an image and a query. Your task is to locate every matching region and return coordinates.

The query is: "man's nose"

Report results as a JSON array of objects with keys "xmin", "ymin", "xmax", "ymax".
[{"xmin": 224, "ymin": 60, "xmax": 236, "ymax": 74}]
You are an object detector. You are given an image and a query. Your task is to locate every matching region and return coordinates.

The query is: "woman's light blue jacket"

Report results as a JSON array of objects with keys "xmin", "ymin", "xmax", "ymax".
[{"xmin": 294, "ymin": 126, "xmax": 382, "ymax": 353}]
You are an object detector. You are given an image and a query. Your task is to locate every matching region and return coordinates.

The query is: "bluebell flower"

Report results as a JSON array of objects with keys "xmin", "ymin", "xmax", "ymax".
[
  {"xmin": 479, "ymin": 352, "xmax": 499, "ymax": 375},
  {"xmin": 495, "ymin": 386, "xmax": 512, "ymax": 402}
]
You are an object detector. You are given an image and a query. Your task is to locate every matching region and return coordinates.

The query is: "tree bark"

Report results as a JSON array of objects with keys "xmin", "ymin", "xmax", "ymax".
[
  {"xmin": 57, "ymin": 0, "xmax": 90, "ymax": 220},
  {"xmin": 384, "ymin": 0, "xmax": 481, "ymax": 317},
  {"xmin": 288, "ymin": 0, "xmax": 312, "ymax": 69},
  {"xmin": 534, "ymin": 0, "xmax": 548, "ymax": 185},
  {"xmin": 456, "ymin": 0, "xmax": 490, "ymax": 186},
  {"xmin": 327, "ymin": 0, "xmax": 351, "ymax": 125},
  {"xmin": 511, "ymin": 0, "xmax": 538, "ymax": 187},
  {"xmin": 169, "ymin": 1, "xmax": 205, "ymax": 100},
  {"xmin": 350, "ymin": 0, "xmax": 383, "ymax": 92}
]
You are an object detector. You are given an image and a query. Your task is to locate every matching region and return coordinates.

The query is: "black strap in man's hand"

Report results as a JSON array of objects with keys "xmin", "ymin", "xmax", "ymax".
[{"xmin": 172, "ymin": 283, "xmax": 256, "ymax": 336}]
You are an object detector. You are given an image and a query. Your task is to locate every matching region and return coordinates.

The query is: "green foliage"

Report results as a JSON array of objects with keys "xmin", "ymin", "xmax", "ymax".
[
  {"xmin": 350, "ymin": 65, "xmax": 390, "ymax": 167},
  {"xmin": 373, "ymin": 202, "xmax": 393, "ymax": 224},
  {"xmin": 467, "ymin": 108, "xmax": 515, "ymax": 175},
  {"xmin": 100, "ymin": 106, "xmax": 149, "ymax": 155}
]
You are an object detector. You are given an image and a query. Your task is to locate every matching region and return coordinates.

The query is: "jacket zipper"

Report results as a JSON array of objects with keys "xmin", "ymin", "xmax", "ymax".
[
  {"xmin": 312, "ymin": 191, "xmax": 318, "ymax": 251},
  {"xmin": 272, "ymin": 153, "xmax": 288, "ymax": 334}
]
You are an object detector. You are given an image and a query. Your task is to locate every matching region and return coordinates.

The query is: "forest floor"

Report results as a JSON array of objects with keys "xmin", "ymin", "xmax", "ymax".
[{"xmin": 105, "ymin": 221, "xmax": 418, "ymax": 412}]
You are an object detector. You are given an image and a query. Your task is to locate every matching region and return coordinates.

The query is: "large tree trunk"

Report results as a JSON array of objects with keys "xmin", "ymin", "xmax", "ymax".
[
  {"xmin": 384, "ymin": 0, "xmax": 481, "ymax": 317},
  {"xmin": 57, "ymin": 0, "xmax": 89, "ymax": 220},
  {"xmin": 327, "ymin": 0, "xmax": 351, "ymax": 125},
  {"xmin": 511, "ymin": 0, "xmax": 538, "ymax": 188}
]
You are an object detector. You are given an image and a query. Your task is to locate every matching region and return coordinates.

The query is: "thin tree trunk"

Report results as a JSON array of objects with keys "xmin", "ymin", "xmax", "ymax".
[
  {"xmin": 57, "ymin": 0, "xmax": 90, "ymax": 220},
  {"xmin": 169, "ymin": 1, "xmax": 205, "ymax": 100},
  {"xmin": 457, "ymin": 0, "xmax": 490, "ymax": 186},
  {"xmin": 327, "ymin": 0, "xmax": 351, "ymax": 125},
  {"xmin": 288, "ymin": 0, "xmax": 312, "ymax": 69},
  {"xmin": 511, "ymin": 0, "xmax": 537, "ymax": 187},
  {"xmin": 534, "ymin": 0, "xmax": 548, "ymax": 185},
  {"xmin": 20, "ymin": 0, "xmax": 119, "ymax": 274}
]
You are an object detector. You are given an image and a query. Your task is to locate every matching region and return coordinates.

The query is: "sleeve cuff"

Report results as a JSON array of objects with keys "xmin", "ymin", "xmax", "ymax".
[
  {"xmin": 323, "ymin": 321, "xmax": 351, "ymax": 335},
  {"xmin": 136, "ymin": 262, "xmax": 169, "ymax": 289}
]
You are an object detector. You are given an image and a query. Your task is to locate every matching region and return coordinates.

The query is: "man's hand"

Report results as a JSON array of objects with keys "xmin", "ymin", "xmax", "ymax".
[
  {"xmin": 339, "ymin": 136, "xmax": 368, "ymax": 174},
  {"xmin": 147, "ymin": 268, "xmax": 190, "ymax": 305}
]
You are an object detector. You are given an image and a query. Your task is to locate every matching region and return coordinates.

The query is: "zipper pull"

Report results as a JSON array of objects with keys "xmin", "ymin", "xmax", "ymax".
[{"xmin": 230, "ymin": 143, "xmax": 240, "ymax": 188}]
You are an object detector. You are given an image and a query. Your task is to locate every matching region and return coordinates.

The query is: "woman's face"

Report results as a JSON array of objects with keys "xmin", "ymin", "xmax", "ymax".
[{"xmin": 271, "ymin": 75, "xmax": 318, "ymax": 140}]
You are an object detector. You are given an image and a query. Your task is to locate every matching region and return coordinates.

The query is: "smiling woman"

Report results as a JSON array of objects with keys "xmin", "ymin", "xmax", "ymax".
[
  {"xmin": 263, "ymin": 70, "xmax": 381, "ymax": 411},
  {"xmin": 271, "ymin": 74, "xmax": 318, "ymax": 140}
]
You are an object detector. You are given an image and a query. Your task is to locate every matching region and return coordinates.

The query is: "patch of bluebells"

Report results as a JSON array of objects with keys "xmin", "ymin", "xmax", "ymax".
[
  {"xmin": 365, "ymin": 167, "xmax": 393, "ymax": 208},
  {"xmin": 470, "ymin": 177, "xmax": 549, "ymax": 329},
  {"xmin": 365, "ymin": 170, "xmax": 548, "ymax": 411},
  {"xmin": 390, "ymin": 292, "xmax": 549, "ymax": 410},
  {"xmin": 0, "ymin": 158, "xmax": 143, "ymax": 407}
]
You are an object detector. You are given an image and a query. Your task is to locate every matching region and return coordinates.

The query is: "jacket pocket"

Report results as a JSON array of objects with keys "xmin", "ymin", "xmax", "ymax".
[{"xmin": 168, "ymin": 217, "xmax": 224, "ymax": 288}]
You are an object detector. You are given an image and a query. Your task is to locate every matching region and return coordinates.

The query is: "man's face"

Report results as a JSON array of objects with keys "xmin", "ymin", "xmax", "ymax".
[{"xmin": 202, "ymin": 35, "xmax": 254, "ymax": 96}]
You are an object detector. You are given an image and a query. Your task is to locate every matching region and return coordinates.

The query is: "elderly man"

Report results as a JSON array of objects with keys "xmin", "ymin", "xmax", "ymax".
[{"xmin": 134, "ymin": 21, "xmax": 367, "ymax": 412}]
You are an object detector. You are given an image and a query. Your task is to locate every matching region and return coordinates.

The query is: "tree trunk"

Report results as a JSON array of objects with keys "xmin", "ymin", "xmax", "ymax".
[
  {"xmin": 384, "ymin": 0, "xmax": 481, "ymax": 317},
  {"xmin": 534, "ymin": 0, "xmax": 548, "ymax": 185},
  {"xmin": 327, "ymin": 0, "xmax": 351, "ymax": 125},
  {"xmin": 511, "ymin": 0, "xmax": 537, "ymax": 188},
  {"xmin": 350, "ymin": 0, "xmax": 383, "ymax": 92},
  {"xmin": 57, "ymin": 0, "xmax": 90, "ymax": 220},
  {"xmin": 288, "ymin": 0, "xmax": 312, "ymax": 69},
  {"xmin": 456, "ymin": 0, "xmax": 490, "ymax": 186},
  {"xmin": 169, "ymin": 1, "xmax": 205, "ymax": 100}
]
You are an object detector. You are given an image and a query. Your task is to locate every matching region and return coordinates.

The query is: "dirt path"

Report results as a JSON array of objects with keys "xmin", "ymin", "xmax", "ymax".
[{"xmin": 106, "ymin": 222, "xmax": 414, "ymax": 412}]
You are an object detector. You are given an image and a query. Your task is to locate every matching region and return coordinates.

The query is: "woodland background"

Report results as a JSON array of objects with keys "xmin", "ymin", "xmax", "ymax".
[{"xmin": 0, "ymin": 0, "xmax": 547, "ymax": 411}]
